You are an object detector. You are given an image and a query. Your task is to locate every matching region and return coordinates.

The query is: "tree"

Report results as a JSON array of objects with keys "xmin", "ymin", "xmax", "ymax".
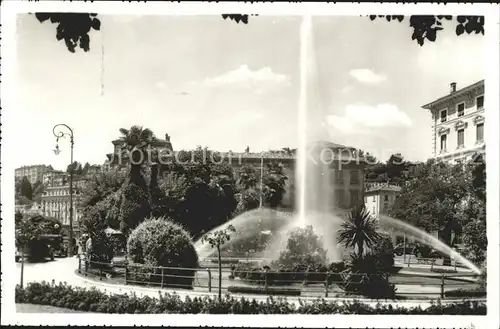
[
  {"xmin": 32, "ymin": 180, "xmax": 47, "ymax": 203},
  {"xmin": 338, "ymin": 205, "xmax": 382, "ymax": 258},
  {"xmin": 16, "ymin": 215, "xmax": 62, "ymax": 261},
  {"xmin": 67, "ymin": 161, "xmax": 83, "ymax": 176},
  {"xmin": 127, "ymin": 217, "xmax": 200, "ymax": 288},
  {"xmin": 263, "ymin": 162, "xmax": 288, "ymax": 209},
  {"xmin": 201, "ymin": 225, "xmax": 236, "ymax": 299},
  {"xmin": 389, "ymin": 160, "xmax": 471, "ymax": 265},
  {"xmin": 34, "ymin": 13, "xmax": 101, "ymax": 52},
  {"xmin": 20, "ymin": 176, "xmax": 33, "ymax": 200},
  {"xmin": 368, "ymin": 15, "xmax": 484, "ymax": 46},
  {"xmin": 237, "ymin": 165, "xmax": 258, "ymax": 190},
  {"xmin": 35, "ymin": 14, "xmax": 484, "ymax": 53},
  {"xmin": 276, "ymin": 225, "xmax": 327, "ymax": 268}
]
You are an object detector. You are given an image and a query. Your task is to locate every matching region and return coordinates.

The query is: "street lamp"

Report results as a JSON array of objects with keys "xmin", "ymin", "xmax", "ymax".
[
  {"xmin": 259, "ymin": 153, "xmax": 264, "ymax": 208},
  {"xmin": 53, "ymin": 123, "xmax": 75, "ymax": 257}
]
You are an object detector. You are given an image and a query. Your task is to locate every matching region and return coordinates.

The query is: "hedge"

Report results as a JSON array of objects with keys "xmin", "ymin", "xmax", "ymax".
[
  {"xmin": 227, "ymin": 286, "xmax": 301, "ymax": 296},
  {"xmin": 15, "ymin": 281, "xmax": 486, "ymax": 314},
  {"xmin": 445, "ymin": 288, "xmax": 487, "ymax": 298}
]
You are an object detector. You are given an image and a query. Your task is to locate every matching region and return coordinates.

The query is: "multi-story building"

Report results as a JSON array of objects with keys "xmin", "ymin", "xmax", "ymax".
[
  {"xmin": 15, "ymin": 165, "xmax": 52, "ymax": 185},
  {"xmin": 222, "ymin": 141, "xmax": 366, "ymax": 211},
  {"xmin": 422, "ymin": 80, "xmax": 485, "ymax": 163},
  {"xmin": 40, "ymin": 177, "xmax": 85, "ymax": 238},
  {"xmin": 364, "ymin": 183, "xmax": 402, "ymax": 219}
]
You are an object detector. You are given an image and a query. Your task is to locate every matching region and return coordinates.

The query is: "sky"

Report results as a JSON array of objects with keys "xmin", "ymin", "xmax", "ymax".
[{"xmin": 15, "ymin": 14, "xmax": 484, "ymax": 171}]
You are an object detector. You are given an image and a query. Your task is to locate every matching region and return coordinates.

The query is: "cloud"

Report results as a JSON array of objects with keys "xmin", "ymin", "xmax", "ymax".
[
  {"xmin": 327, "ymin": 103, "xmax": 412, "ymax": 134},
  {"xmin": 204, "ymin": 65, "xmax": 290, "ymax": 92},
  {"xmin": 155, "ymin": 81, "xmax": 166, "ymax": 89},
  {"xmin": 349, "ymin": 69, "xmax": 387, "ymax": 85},
  {"xmin": 340, "ymin": 85, "xmax": 353, "ymax": 94}
]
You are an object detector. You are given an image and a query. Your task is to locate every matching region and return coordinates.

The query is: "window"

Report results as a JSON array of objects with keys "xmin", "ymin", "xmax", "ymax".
[
  {"xmin": 372, "ymin": 196, "xmax": 376, "ymax": 201},
  {"xmin": 477, "ymin": 95, "xmax": 484, "ymax": 109},
  {"xmin": 384, "ymin": 195, "xmax": 389, "ymax": 202},
  {"xmin": 364, "ymin": 197, "xmax": 367, "ymax": 203},
  {"xmin": 457, "ymin": 129, "xmax": 465, "ymax": 148},
  {"xmin": 457, "ymin": 103, "xmax": 465, "ymax": 117},
  {"xmin": 440, "ymin": 134, "xmax": 447, "ymax": 151},
  {"xmin": 476, "ymin": 123, "xmax": 484, "ymax": 142},
  {"xmin": 383, "ymin": 202, "xmax": 389, "ymax": 212},
  {"xmin": 350, "ymin": 190, "xmax": 359, "ymax": 207},
  {"xmin": 350, "ymin": 171, "xmax": 359, "ymax": 184},
  {"xmin": 440, "ymin": 109, "xmax": 447, "ymax": 123},
  {"xmin": 335, "ymin": 170, "xmax": 343, "ymax": 184},
  {"xmin": 372, "ymin": 207, "xmax": 376, "ymax": 215}
]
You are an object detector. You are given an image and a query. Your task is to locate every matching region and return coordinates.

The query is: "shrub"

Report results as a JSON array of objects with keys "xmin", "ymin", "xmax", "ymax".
[
  {"xmin": 234, "ymin": 261, "xmax": 346, "ymax": 287},
  {"xmin": 15, "ymin": 281, "xmax": 487, "ymax": 314},
  {"xmin": 118, "ymin": 179, "xmax": 151, "ymax": 236},
  {"xmin": 227, "ymin": 286, "xmax": 301, "ymax": 296},
  {"xmin": 276, "ymin": 225, "xmax": 327, "ymax": 268},
  {"xmin": 340, "ymin": 253, "xmax": 397, "ymax": 299},
  {"xmin": 127, "ymin": 217, "xmax": 199, "ymax": 289},
  {"xmin": 444, "ymin": 288, "xmax": 486, "ymax": 298},
  {"xmin": 370, "ymin": 233, "xmax": 394, "ymax": 272}
]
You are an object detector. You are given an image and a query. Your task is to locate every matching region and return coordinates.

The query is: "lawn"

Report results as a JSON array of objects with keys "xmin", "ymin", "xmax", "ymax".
[{"xmin": 16, "ymin": 303, "xmax": 91, "ymax": 313}]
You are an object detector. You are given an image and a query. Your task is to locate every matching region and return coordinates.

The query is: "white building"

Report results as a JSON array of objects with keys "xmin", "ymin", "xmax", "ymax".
[
  {"xmin": 364, "ymin": 183, "xmax": 402, "ymax": 220},
  {"xmin": 422, "ymin": 80, "xmax": 485, "ymax": 164}
]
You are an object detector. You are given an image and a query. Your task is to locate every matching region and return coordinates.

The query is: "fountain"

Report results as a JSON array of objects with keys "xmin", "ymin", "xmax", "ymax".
[{"xmin": 194, "ymin": 16, "xmax": 481, "ymax": 275}]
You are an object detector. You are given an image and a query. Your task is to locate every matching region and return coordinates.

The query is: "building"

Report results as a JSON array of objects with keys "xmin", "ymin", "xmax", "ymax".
[
  {"xmin": 15, "ymin": 165, "xmax": 52, "ymax": 185},
  {"xmin": 106, "ymin": 133, "xmax": 174, "ymax": 168},
  {"xmin": 221, "ymin": 141, "xmax": 366, "ymax": 211},
  {"xmin": 41, "ymin": 172, "xmax": 88, "ymax": 238},
  {"xmin": 364, "ymin": 183, "xmax": 402, "ymax": 219},
  {"xmin": 422, "ymin": 80, "xmax": 485, "ymax": 163},
  {"xmin": 40, "ymin": 178, "xmax": 84, "ymax": 238}
]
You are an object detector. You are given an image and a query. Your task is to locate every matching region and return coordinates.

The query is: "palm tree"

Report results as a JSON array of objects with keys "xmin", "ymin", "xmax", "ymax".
[
  {"xmin": 337, "ymin": 205, "xmax": 382, "ymax": 258},
  {"xmin": 118, "ymin": 126, "xmax": 156, "ymax": 185},
  {"xmin": 118, "ymin": 125, "xmax": 156, "ymax": 164}
]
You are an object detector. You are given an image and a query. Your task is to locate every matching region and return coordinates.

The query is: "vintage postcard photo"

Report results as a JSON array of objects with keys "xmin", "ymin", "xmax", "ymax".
[{"xmin": 1, "ymin": 2, "xmax": 499, "ymax": 328}]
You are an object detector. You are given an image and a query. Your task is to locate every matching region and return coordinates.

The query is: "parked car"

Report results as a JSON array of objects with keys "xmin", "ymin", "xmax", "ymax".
[{"xmin": 411, "ymin": 244, "xmax": 442, "ymax": 259}]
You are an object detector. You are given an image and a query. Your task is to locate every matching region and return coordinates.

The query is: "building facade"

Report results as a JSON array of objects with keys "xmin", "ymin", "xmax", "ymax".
[
  {"xmin": 222, "ymin": 141, "xmax": 366, "ymax": 211},
  {"xmin": 15, "ymin": 165, "xmax": 52, "ymax": 185},
  {"xmin": 422, "ymin": 80, "xmax": 485, "ymax": 163},
  {"xmin": 364, "ymin": 183, "xmax": 402, "ymax": 219},
  {"xmin": 40, "ymin": 174, "xmax": 86, "ymax": 237}
]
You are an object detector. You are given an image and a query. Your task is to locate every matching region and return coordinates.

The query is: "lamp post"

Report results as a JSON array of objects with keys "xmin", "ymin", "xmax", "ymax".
[
  {"xmin": 259, "ymin": 153, "xmax": 264, "ymax": 208},
  {"xmin": 53, "ymin": 124, "xmax": 75, "ymax": 257}
]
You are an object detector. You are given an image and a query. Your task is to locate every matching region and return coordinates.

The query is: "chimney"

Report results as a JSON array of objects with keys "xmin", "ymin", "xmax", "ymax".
[{"xmin": 450, "ymin": 82, "xmax": 457, "ymax": 93}]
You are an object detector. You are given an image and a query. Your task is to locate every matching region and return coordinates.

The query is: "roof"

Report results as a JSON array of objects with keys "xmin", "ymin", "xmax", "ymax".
[
  {"xmin": 364, "ymin": 184, "xmax": 402, "ymax": 194},
  {"xmin": 421, "ymin": 80, "xmax": 484, "ymax": 110}
]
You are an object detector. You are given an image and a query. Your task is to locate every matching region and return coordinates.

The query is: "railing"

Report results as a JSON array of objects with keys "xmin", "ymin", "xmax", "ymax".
[
  {"xmin": 402, "ymin": 255, "xmax": 467, "ymax": 272},
  {"xmin": 77, "ymin": 256, "xmax": 481, "ymax": 300}
]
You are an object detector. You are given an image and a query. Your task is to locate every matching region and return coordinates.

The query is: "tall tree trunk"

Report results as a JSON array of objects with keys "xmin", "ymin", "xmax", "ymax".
[{"xmin": 358, "ymin": 241, "xmax": 364, "ymax": 258}]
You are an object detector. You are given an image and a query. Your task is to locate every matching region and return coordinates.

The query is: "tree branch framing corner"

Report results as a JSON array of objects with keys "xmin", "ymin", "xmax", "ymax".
[{"xmin": 35, "ymin": 13, "xmax": 484, "ymax": 53}]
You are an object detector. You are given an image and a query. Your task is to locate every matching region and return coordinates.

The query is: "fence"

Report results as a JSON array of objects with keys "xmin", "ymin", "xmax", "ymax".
[
  {"xmin": 77, "ymin": 256, "xmax": 481, "ymax": 300},
  {"xmin": 401, "ymin": 255, "xmax": 467, "ymax": 272}
]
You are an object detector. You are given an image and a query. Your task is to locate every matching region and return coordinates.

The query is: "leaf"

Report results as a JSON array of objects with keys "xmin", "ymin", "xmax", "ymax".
[
  {"xmin": 426, "ymin": 29, "xmax": 436, "ymax": 42},
  {"xmin": 92, "ymin": 18, "xmax": 101, "ymax": 31},
  {"xmin": 457, "ymin": 16, "xmax": 466, "ymax": 23},
  {"xmin": 456, "ymin": 24, "xmax": 465, "ymax": 36},
  {"xmin": 35, "ymin": 13, "xmax": 51, "ymax": 23}
]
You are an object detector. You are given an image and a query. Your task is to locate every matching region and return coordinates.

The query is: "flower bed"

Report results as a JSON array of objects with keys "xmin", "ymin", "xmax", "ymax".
[{"xmin": 15, "ymin": 281, "xmax": 486, "ymax": 314}]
